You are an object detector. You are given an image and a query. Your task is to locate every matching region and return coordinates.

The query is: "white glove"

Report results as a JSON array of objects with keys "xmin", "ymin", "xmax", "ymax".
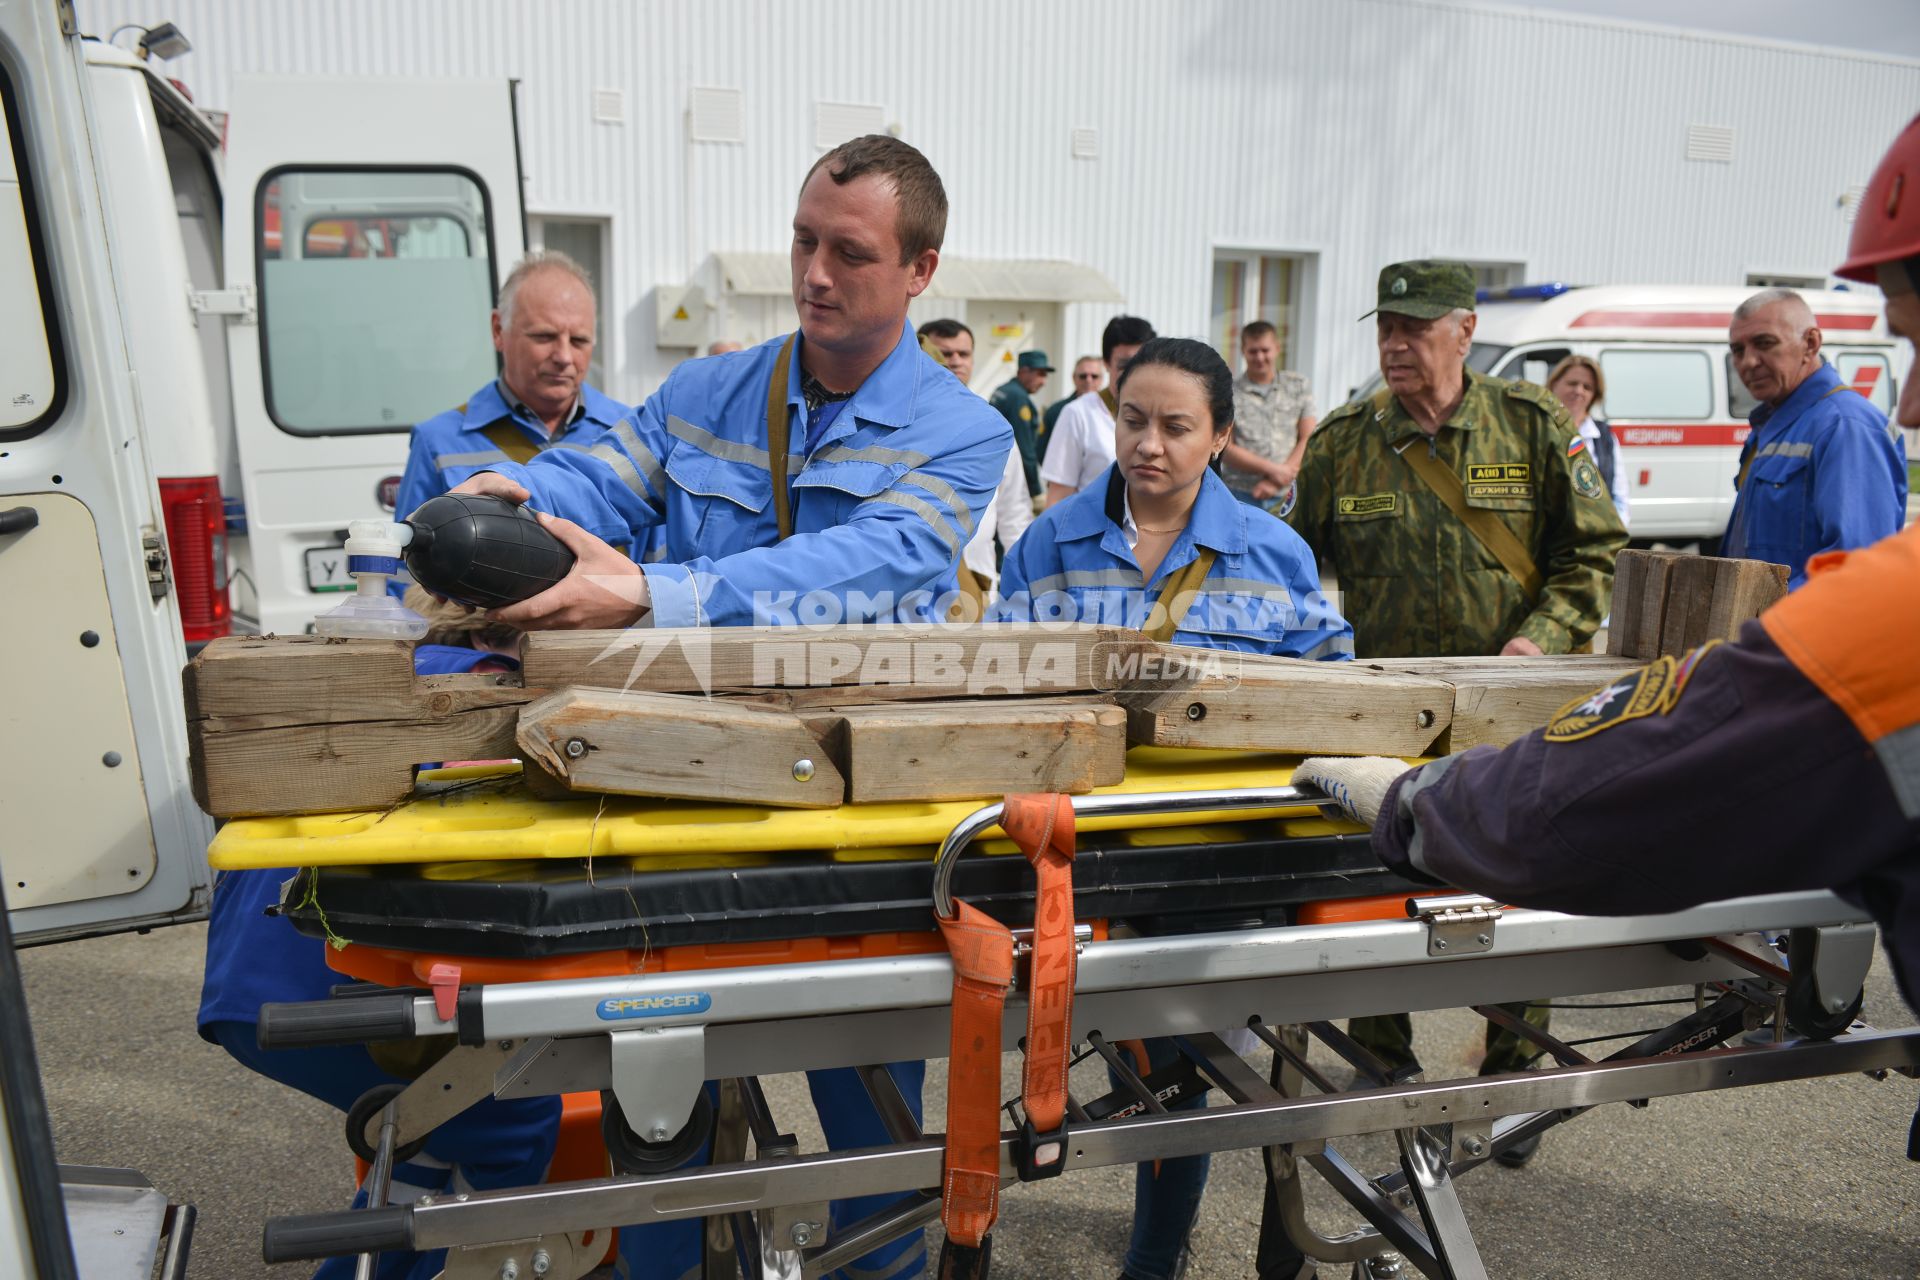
[{"xmin": 1293, "ymin": 756, "xmax": 1414, "ymax": 827}]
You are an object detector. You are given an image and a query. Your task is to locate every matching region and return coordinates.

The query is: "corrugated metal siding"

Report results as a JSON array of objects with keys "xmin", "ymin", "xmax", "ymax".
[{"xmin": 77, "ymin": 0, "xmax": 1920, "ymax": 405}]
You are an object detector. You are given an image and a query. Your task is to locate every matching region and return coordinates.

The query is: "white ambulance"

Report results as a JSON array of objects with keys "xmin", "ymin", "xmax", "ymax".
[
  {"xmin": 1465, "ymin": 284, "xmax": 1905, "ymax": 543},
  {"xmin": 2, "ymin": 3, "xmax": 532, "ymax": 1268}
]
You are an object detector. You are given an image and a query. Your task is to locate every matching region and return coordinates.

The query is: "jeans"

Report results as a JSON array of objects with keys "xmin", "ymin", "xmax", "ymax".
[{"xmin": 1109, "ymin": 1038, "xmax": 1207, "ymax": 1280}]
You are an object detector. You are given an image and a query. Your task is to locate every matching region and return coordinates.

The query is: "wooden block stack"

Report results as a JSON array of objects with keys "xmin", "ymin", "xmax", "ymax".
[
  {"xmin": 1609, "ymin": 550, "xmax": 1788, "ymax": 660},
  {"xmin": 185, "ymin": 613, "xmax": 1720, "ymax": 818}
]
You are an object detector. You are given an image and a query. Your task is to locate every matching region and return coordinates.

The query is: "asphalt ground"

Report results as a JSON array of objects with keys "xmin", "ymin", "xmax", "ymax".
[{"xmin": 18, "ymin": 923, "xmax": 1920, "ymax": 1279}]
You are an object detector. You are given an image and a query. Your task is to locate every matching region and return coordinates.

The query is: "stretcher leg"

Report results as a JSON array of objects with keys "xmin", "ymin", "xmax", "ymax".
[{"xmin": 1392, "ymin": 1124, "xmax": 1487, "ymax": 1280}]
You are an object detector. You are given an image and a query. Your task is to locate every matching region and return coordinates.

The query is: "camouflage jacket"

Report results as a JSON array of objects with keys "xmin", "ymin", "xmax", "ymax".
[{"xmin": 1285, "ymin": 366, "xmax": 1627, "ymax": 657}]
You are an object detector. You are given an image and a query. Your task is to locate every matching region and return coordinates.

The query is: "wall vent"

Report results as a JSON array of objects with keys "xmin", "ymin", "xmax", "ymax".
[
  {"xmin": 689, "ymin": 86, "xmax": 744, "ymax": 143},
  {"xmin": 1685, "ymin": 124, "xmax": 1734, "ymax": 164},
  {"xmin": 1071, "ymin": 128, "xmax": 1099, "ymax": 160},
  {"xmin": 592, "ymin": 89, "xmax": 624, "ymax": 125}
]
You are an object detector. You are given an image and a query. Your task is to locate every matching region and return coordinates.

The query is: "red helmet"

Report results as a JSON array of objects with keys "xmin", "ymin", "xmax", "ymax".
[{"xmin": 1838, "ymin": 114, "xmax": 1920, "ymax": 284}]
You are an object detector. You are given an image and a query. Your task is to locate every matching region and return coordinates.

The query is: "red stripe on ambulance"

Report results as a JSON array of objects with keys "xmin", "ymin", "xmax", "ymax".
[
  {"xmin": 1570, "ymin": 310, "xmax": 1876, "ymax": 331},
  {"xmin": 1614, "ymin": 423, "xmax": 1751, "ymax": 447}
]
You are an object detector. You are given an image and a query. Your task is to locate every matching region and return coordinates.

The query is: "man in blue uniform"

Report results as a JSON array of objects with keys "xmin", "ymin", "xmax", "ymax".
[
  {"xmin": 456, "ymin": 134, "xmax": 1009, "ymax": 1280},
  {"xmin": 460, "ymin": 141, "xmax": 1008, "ymax": 636},
  {"xmin": 988, "ymin": 349, "xmax": 1054, "ymax": 497},
  {"xmin": 395, "ymin": 251, "xmax": 629, "ymax": 519},
  {"xmin": 1723, "ymin": 288, "xmax": 1906, "ymax": 587}
]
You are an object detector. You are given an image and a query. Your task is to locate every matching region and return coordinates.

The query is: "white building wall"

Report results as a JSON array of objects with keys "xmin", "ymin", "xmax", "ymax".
[{"xmin": 79, "ymin": 0, "xmax": 1920, "ymax": 407}]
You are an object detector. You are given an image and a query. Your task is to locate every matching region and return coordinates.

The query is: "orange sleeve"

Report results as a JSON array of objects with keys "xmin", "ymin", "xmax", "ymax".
[{"xmin": 1760, "ymin": 524, "xmax": 1920, "ymax": 744}]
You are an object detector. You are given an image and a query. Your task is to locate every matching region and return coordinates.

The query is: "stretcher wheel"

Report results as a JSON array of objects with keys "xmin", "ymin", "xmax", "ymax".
[
  {"xmin": 1784, "ymin": 927, "xmax": 1866, "ymax": 1041},
  {"xmin": 346, "ymin": 1082, "xmax": 430, "ymax": 1165},
  {"xmin": 601, "ymin": 1087, "xmax": 714, "ymax": 1174}
]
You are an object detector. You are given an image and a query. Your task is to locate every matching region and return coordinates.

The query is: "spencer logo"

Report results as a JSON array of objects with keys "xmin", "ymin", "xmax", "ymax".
[{"xmin": 597, "ymin": 991, "xmax": 713, "ymax": 1020}]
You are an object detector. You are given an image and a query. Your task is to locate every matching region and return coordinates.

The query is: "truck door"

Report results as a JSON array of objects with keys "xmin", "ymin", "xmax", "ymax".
[
  {"xmin": 2, "ymin": 0, "xmax": 214, "ymax": 944},
  {"xmin": 220, "ymin": 75, "xmax": 526, "ymax": 638}
]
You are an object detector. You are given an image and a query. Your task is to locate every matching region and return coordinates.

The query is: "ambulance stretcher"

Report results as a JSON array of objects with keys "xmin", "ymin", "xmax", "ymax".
[{"xmin": 211, "ymin": 752, "xmax": 1920, "ymax": 1280}]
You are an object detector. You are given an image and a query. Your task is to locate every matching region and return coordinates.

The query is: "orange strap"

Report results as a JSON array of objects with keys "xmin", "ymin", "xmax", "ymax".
[{"xmin": 934, "ymin": 793, "xmax": 1079, "ymax": 1248}]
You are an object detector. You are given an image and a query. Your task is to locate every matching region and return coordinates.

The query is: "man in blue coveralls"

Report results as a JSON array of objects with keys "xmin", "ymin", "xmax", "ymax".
[
  {"xmin": 453, "ymin": 134, "xmax": 1010, "ymax": 1280},
  {"xmin": 396, "ymin": 250, "xmax": 630, "ymax": 520},
  {"xmin": 1723, "ymin": 288, "xmax": 1907, "ymax": 587}
]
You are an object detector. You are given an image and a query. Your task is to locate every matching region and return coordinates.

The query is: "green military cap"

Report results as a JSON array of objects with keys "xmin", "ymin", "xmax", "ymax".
[
  {"xmin": 1017, "ymin": 350, "xmax": 1055, "ymax": 372},
  {"xmin": 1363, "ymin": 260, "xmax": 1477, "ymax": 320}
]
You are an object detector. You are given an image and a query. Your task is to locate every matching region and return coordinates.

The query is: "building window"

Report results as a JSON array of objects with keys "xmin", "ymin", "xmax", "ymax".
[
  {"xmin": 1209, "ymin": 250, "xmax": 1310, "ymax": 372},
  {"xmin": 256, "ymin": 168, "xmax": 498, "ymax": 435},
  {"xmin": 531, "ymin": 215, "xmax": 611, "ymax": 389},
  {"xmin": 1745, "ymin": 271, "xmax": 1826, "ymax": 290}
]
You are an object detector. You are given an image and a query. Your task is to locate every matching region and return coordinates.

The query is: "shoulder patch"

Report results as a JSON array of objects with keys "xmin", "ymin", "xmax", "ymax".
[
  {"xmin": 1019, "ymin": 405, "xmax": 1033, "ymax": 421},
  {"xmin": 1666, "ymin": 639, "xmax": 1723, "ymax": 705},
  {"xmin": 1501, "ymin": 378, "xmax": 1560, "ymax": 412},
  {"xmin": 1545, "ymin": 658, "xmax": 1676, "ymax": 742},
  {"xmin": 1567, "ymin": 436, "xmax": 1589, "ymax": 459},
  {"xmin": 1572, "ymin": 457, "xmax": 1606, "ymax": 500}
]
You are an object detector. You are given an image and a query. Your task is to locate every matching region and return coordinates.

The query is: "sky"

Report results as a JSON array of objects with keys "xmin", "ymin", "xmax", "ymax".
[{"xmin": 1488, "ymin": 0, "xmax": 1920, "ymax": 60}]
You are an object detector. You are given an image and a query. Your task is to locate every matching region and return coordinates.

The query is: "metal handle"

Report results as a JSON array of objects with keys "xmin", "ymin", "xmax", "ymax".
[
  {"xmin": 930, "ymin": 784, "xmax": 1327, "ymax": 920},
  {"xmin": 0, "ymin": 506, "xmax": 38, "ymax": 535}
]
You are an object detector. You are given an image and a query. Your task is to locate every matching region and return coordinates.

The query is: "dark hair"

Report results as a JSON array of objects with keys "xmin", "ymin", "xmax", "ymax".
[
  {"xmin": 1239, "ymin": 319, "xmax": 1278, "ymax": 344},
  {"xmin": 801, "ymin": 135, "xmax": 948, "ymax": 265},
  {"xmin": 917, "ymin": 318, "xmax": 972, "ymax": 343},
  {"xmin": 1101, "ymin": 315, "xmax": 1157, "ymax": 365},
  {"xmin": 1115, "ymin": 337, "xmax": 1234, "ymax": 433}
]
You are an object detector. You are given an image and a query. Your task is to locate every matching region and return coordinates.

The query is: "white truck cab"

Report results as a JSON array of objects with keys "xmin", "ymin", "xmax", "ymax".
[
  {"xmin": 1466, "ymin": 284, "xmax": 1903, "ymax": 543},
  {"xmin": 5, "ymin": 9, "xmax": 527, "ymax": 947},
  {"xmin": 2, "ymin": 2, "xmax": 526, "ymax": 1270}
]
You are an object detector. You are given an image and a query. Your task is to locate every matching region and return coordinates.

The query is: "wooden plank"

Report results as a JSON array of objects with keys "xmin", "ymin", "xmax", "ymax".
[
  {"xmin": 1608, "ymin": 550, "xmax": 1681, "ymax": 659},
  {"xmin": 187, "ymin": 660, "xmax": 528, "ymax": 817},
  {"xmin": 521, "ymin": 623, "xmax": 1150, "ymax": 696},
  {"xmin": 1371, "ymin": 655, "xmax": 1646, "ymax": 751},
  {"xmin": 1119, "ymin": 646, "xmax": 1455, "ymax": 755},
  {"xmin": 517, "ymin": 688, "xmax": 846, "ymax": 808},
  {"xmin": 798, "ymin": 699, "xmax": 1127, "ymax": 802},
  {"xmin": 1657, "ymin": 556, "xmax": 1788, "ymax": 656}
]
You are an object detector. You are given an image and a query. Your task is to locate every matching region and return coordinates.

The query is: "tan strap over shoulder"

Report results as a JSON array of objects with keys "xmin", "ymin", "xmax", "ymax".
[
  {"xmin": 766, "ymin": 334, "xmax": 798, "ymax": 541},
  {"xmin": 1381, "ymin": 392, "xmax": 1543, "ymax": 601},
  {"xmin": 1142, "ymin": 547, "xmax": 1218, "ymax": 642},
  {"xmin": 479, "ymin": 420, "xmax": 542, "ymax": 465}
]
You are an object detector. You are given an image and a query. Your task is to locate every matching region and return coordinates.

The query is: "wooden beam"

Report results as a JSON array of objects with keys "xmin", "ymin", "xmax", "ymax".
[
  {"xmin": 517, "ymin": 688, "xmax": 846, "ymax": 808},
  {"xmin": 184, "ymin": 636, "xmax": 529, "ymax": 817},
  {"xmin": 1119, "ymin": 647, "xmax": 1455, "ymax": 755},
  {"xmin": 521, "ymin": 623, "xmax": 1150, "ymax": 696},
  {"xmin": 1609, "ymin": 550, "xmax": 1681, "ymax": 659},
  {"xmin": 1656, "ymin": 556, "xmax": 1788, "ymax": 655},
  {"xmin": 798, "ymin": 699, "xmax": 1127, "ymax": 803},
  {"xmin": 1369, "ymin": 655, "xmax": 1646, "ymax": 751}
]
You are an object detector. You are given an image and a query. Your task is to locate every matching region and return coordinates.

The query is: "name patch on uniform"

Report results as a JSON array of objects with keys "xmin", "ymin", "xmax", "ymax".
[
  {"xmin": 1336, "ymin": 493, "xmax": 1399, "ymax": 517},
  {"xmin": 1465, "ymin": 462, "xmax": 1532, "ymax": 500}
]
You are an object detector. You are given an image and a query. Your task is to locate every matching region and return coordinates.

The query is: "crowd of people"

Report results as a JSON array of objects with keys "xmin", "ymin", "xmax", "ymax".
[{"xmin": 198, "ymin": 119, "xmax": 1918, "ymax": 1280}]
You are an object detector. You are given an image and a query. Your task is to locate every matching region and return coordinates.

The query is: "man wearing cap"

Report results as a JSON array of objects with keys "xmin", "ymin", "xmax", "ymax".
[
  {"xmin": 1287, "ymin": 260, "xmax": 1625, "ymax": 660},
  {"xmin": 989, "ymin": 350, "xmax": 1054, "ymax": 497},
  {"xmin": 1279, "ymin": 261, "xmax": 1626, "ymax": 1188}
]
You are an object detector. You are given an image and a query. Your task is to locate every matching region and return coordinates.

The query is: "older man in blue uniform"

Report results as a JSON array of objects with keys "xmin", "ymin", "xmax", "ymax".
[
  {"xmin": 1723, "ymin": 288, "xmax": 1906, "ymax": 587},
  {"xmin": 395, "ymin": 251, "xmax": 629, "ymax": 520},
  {"xmin": 457, "ymin": 134, "xmax": 1009, "ymax": 1280}
]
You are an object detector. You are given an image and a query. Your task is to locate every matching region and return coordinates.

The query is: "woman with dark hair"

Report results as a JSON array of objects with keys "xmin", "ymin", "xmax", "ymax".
[
  {"xmin": 995, "ymin": 336, "xmax": 1351, "ymax": 658},
  {"xmin": 993, "ymin": 337, "xmax": 1351, "ymax": 1280}
]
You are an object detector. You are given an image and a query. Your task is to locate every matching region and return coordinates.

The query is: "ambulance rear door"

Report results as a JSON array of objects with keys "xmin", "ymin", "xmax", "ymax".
[
  {"xmin": 2, "ymin": 0, "xmax": 214, "ymax": 945},
  {"xmin": 220, "ymin": 75, "xmax": 525, "ymax": 638}
]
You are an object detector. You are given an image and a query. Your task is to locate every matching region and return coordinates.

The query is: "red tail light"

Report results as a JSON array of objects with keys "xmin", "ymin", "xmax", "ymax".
[{"xmin": 158, "ymin": 475, "xmax": 231, "ymax": 643}]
